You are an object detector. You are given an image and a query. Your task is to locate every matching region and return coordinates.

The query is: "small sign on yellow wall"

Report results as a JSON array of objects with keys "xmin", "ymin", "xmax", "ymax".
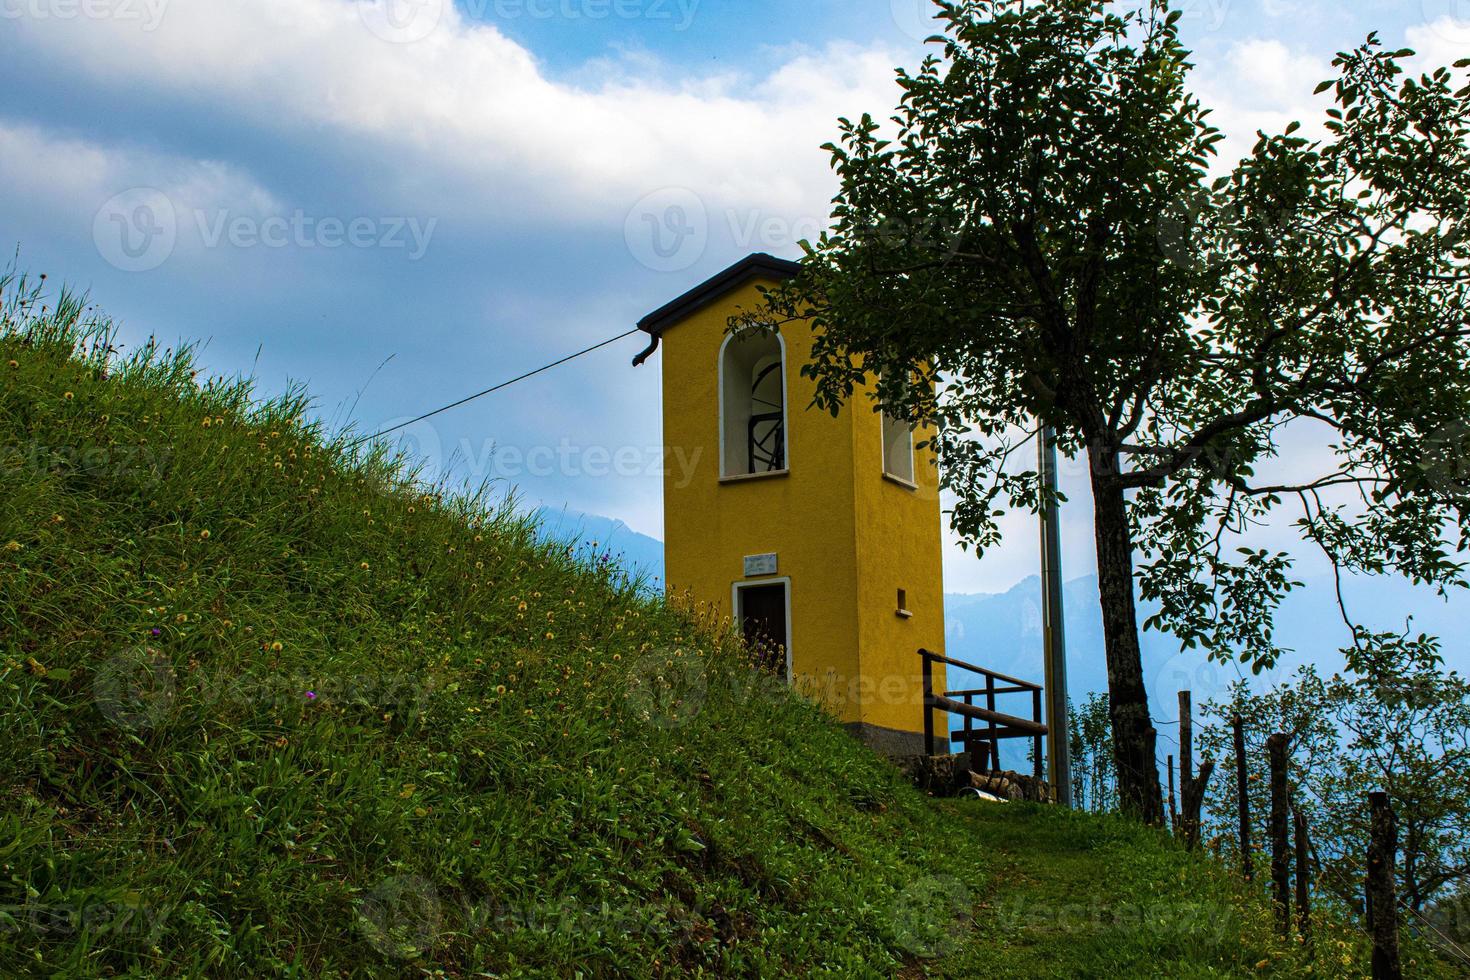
[{"xmin": 743, "ymin": 553, "xmax": 778, "ymax": 577}]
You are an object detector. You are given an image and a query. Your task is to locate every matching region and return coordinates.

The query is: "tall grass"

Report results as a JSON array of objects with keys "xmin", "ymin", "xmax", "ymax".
[
  {"xmin": 0, "ymin": 273, "xmax": 989, "ymax": 976},
  {"xmin": 2, "ymin": 273, "xmax": 1429, "ymax": 977}
]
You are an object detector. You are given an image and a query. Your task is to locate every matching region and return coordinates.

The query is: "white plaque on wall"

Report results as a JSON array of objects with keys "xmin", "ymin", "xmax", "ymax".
[{"xmin": 743, "ymin": 553, "xmax": 778, "ymax": 577}]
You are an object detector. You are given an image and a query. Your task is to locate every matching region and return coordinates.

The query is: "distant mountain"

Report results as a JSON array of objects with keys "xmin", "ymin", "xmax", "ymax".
[
  {"xmin": 941, "ymin": 571, "xmax": 1470, "ymax": 718},
  {"xmin": 532, "ymin": 507, "xmax": 665, "ymax": 587},
  {"xmin": 538, "ymin": 508, "xmax": 1470, "ymax": 721},
  {"xmin": 941, "ymin": 571, "xmax": 1470, "ymax": 769}
]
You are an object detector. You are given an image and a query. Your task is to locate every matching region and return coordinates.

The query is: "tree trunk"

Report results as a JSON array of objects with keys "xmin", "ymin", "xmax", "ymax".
[
  {"xmin": 1088, "ymin": 452, "xmax": 1165, "ymax": 824},
  {"xmin": 1367, "ymin": 792, "xmax": 1403, "ymax": 980}
]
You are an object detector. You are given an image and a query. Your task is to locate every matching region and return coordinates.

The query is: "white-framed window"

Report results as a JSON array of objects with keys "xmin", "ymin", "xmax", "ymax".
[
  {"xmin": 719, "ymin": 331, "xmax": 787, "ymax": 478},
  {"xmin": 881, "ymin": 409, "xmax": 916, "ymax": 485}
]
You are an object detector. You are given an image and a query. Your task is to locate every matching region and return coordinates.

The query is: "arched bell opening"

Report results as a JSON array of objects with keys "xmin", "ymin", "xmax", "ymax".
[{"xmin": 719, "ymin": 331, "xmax": 787, "ymax": 477}]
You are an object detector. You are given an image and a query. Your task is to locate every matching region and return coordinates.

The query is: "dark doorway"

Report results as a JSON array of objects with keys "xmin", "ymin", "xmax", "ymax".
[{"xmin": 737, "ymin": 582, "xmax": 788, "ymax": 677}]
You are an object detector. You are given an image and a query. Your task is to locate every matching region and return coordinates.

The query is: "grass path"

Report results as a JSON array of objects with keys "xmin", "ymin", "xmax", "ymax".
[{"xmin": 927, "ymin": 802, "xmax": 1372, "ymax": 979}]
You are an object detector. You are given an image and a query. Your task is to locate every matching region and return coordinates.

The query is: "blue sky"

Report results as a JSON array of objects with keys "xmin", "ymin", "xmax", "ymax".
[{"xmin": 2, "ymin": 0, "xmax": 1468, "ymax": 628}]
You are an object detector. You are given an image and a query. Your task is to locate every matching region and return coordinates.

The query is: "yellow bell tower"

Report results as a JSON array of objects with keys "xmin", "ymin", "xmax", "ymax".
[{"xmin": 635, "ymin": 253, "xmax": 947, "ymax": 755}]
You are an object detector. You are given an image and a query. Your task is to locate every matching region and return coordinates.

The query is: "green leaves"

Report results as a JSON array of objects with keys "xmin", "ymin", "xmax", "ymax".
[{"xmin": 752, "ymin": 0, "xmax": 1470, "ymax": 804}]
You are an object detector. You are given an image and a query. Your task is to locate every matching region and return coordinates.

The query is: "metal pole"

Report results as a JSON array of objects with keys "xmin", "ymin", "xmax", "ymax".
[{"xmin": 1039, "ymin": 425, "xmax": 1073, "ymax": 807}]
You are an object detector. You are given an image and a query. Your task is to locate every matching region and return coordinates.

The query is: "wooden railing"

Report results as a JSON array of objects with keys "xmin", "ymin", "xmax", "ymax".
[{"xmin": 919, "ymin": 648, "xmax": 1047, "ymax": 785}]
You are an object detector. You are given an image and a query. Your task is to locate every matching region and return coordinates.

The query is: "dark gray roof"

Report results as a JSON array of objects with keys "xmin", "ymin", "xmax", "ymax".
[{"xmin": 637, "ymin": 252, "xmax": 801, "ymax": 338}]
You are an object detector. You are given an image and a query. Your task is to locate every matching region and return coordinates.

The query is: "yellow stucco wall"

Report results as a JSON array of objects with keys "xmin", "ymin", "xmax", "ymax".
[
  {"xmin": 851, "ymin": 404, "xmax": 947, "ymax": 736},
  {"xmin": 657, "ymin": 274, "xmax": 945, "ymax": 739}
]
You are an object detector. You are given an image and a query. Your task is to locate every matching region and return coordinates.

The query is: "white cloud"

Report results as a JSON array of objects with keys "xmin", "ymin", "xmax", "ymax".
[
  {"xmin": 1191, "ymin": 38, "xmax": 1333, "ymax": 167},
  {"xmin": 0, "ymin": 118, "xmax": 278, "ymax": 263},
  {"xmin": 1406, "ymin": 17, "xmax": 1470, "ymax": 70},
  {"xmin": 6, "ymin": 0, "xmax": 902, "ymax": 238}
]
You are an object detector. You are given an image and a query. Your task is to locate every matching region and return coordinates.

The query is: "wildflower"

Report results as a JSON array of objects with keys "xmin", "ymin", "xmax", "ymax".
[
  {"xmin": 305, "ymin": 691, "xmax": 317, "ymax": 700},
  {"xmin": 4, "ymin": 541, "xmax": 20, "ymax": 552},
  {"xmin": 270, "ymin": 641, "xmax": 283, "ymax": 652},
  {"xmin": 495, "ymin": 685, "xmax": 506, "ymax": 695},
  {"xmin": 199, "ymin": 529, "xmax": 210, "ymax": 540},
  {"xmin": 517, "ymin": 601, "xmax": 528, "ymax": 613},
  {"xmin": 50, "ymin": 514, "xmax": 63, "ymax": 524},
  {"xmin": 202, "ymin": 418, "xmax": 212, "ymax": 428},
  {"xmin": 63, "ymin": 391, "xmax": 74, "ymax": 400},
  {"xmin": 544, "ymin": 632, "xmax": 555, "ymax": 640},
  {"xmin": 150, "ymin": 628, "xmax": 160, "ymax": 637},
  {"xmin": 6, "ymin": 360, "xmax": 16, "ymax": 368},
  {"xmin": 360, "ymin": 562, "xmax": 370, "ymax": 570}
]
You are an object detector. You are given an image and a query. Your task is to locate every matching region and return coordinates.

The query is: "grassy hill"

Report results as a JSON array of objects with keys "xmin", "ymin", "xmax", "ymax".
[{"xmin": 0, "ymin": 276, "xmax": 1423, "ymax": 977}]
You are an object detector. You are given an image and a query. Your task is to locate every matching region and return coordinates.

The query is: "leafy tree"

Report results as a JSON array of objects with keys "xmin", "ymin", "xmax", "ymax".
[
  {"xmin": 741, "ymin": 0, "xmax": 1470, "ymax": 821},
  {"xmin": 1198, "ymin": 639, "xmax": 1470, "ymax": 918},
  {"xmin": 1068, "ymin": 692, "xmax": 1116, "ymax": 812}
]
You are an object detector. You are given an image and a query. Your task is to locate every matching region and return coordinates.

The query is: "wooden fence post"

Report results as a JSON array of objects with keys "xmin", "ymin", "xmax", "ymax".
[
  {"xmin": 1167, "ymin": 754, "xmax": 1178, "ymax": 835},
  {"xmin": 1293, "ymin": 804, "xmax": 1311, "ymax": 951},
  {"xmin": 1233, "ymin": 714, "xmax": 1253, "ymax": 880},
  {"xmin": 1366, "ymin": 791, "xmax": 1403, "ymax": 980},
  {"xmin": 921, "ymin": 651, "xmax": 934, "ymax": 756},
  {"xmin": 1181, "ymin": 757, "xmax": 1213, "ymax": 852},
  {"xmin": 1179, "ymin": 691, "xmax": 1193, "ymax": 784},
  {"xmin": 1267, "ymin": 733, "xmax": 1290, "ymax": 937},
  {"xmin": 1177, "ymin": 691, "xmax": 1211, "ymax": 851}
]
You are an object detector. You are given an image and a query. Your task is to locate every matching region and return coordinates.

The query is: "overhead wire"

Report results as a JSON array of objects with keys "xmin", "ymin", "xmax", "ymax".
[{"xmin": 347, "ymin": 328, "xmax": 641, "ymax": 448}]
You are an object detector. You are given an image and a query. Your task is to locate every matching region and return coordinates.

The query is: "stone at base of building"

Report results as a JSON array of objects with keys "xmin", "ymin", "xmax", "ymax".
[
  {"xmin": 891, "ymin": 753, "xmax": 974, "ymax": 796},
  {"xmin": 843, "ymin": 720, "xmax": 948, "ymax": 757}
]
